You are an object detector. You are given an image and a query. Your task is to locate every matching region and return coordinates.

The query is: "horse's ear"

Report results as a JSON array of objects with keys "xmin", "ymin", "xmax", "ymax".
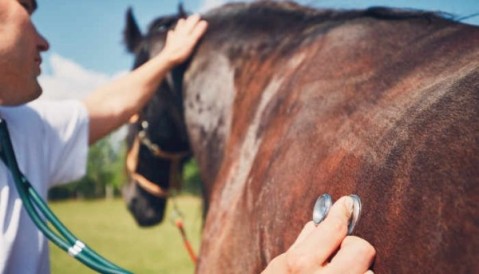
[
  {"xmin": 124, "ymin": 7, "xmax": 143, "ymax": 53},
  {"xmin": 178, "ymin": 3, "xmax": 187, "ymax": 18}
]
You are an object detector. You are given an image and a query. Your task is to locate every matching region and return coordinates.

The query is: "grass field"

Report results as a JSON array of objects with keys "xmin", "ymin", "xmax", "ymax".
[{"xmin": 49, "ymin": 196, "xmax": 203, "ymax": 274}]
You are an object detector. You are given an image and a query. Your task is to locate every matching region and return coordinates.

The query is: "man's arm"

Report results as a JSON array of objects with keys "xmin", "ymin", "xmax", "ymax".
[{"xmin": 83, "ymin": 15, "xmax": 207, "ymax": 145}]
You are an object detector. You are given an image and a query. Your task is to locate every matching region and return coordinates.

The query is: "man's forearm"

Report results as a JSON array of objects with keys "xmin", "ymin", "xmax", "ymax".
[{"xmin": 83, "ymin": 52, "xmax": 175, "ymax": 145}]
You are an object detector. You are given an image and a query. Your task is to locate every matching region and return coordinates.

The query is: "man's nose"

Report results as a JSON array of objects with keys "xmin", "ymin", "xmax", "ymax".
[
  {"xmin": 38, "ymin": 34, "xmax": 49, "ymax": 52},
  {"xmin": 36, "ymin": 30, "xmax": 50, "ymax": 52}
]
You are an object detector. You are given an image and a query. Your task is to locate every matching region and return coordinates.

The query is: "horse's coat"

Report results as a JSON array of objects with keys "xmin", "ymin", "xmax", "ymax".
[{"xmin": 124, "ymin": 2, "xmax": 479, "ymax": 273}]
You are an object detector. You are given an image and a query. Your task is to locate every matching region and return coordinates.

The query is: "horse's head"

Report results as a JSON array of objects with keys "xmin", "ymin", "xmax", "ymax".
[{"xmin": 123, "ymin": 6, "xmax": 190, "ymax": 227}]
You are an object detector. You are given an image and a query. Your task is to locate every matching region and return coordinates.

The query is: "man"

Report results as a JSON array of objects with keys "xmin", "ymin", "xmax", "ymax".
[{"xmin": 0, "ymin": 0, "xmax": 374, "ymax": 273}]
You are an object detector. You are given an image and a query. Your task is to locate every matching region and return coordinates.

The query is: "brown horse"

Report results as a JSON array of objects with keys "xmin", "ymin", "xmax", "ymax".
[{"xmin": 123, "ymin": 1, "xmax": 479, "ymax": 273}]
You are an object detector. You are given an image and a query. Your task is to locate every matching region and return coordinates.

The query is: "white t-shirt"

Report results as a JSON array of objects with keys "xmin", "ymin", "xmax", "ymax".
[{"xmin": 0, "ymin": 100, "xmax": 89, "ymax": 274}]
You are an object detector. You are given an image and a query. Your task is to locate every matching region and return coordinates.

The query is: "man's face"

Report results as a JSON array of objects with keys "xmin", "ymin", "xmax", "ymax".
[{"xmin": 0, "ymin": 0, "xmax": 49, "ymax": 106}]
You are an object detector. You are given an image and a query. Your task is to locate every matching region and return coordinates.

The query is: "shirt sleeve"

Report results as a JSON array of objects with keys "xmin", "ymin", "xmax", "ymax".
[{"xmin": 31, "ymin": 100, "xmax": 89, "ymax": 187}]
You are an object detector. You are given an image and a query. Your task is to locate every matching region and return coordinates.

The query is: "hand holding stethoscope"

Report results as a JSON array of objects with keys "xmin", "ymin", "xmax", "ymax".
[{"xmin": 262, "ymin": 195, "xmax": 375, "ymax": 274}]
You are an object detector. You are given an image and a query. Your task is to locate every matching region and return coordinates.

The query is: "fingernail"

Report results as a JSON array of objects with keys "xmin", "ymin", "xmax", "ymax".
[
  {"xmin": 347, "ymin": 194, "xmax": 362, "ymax": 234},
  {"xmin": 344, "ymin": 196, "xmax": 354, "ymax": 215}
]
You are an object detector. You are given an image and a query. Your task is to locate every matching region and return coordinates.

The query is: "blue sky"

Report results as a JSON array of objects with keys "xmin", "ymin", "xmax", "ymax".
[{"xmin": 33, "ymin": 0, "xmax": 479, "ymax": 100}]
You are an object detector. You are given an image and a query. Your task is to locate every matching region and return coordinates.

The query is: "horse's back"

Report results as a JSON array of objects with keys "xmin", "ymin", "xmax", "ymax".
[{"xmin": 187, "ymin": 5, "xmax": 479, "ymax": 273}]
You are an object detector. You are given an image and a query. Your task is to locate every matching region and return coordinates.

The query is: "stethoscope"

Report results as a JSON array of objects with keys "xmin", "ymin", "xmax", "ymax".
[
  {"xmin": 313, "ymin": 193, "xmax": 362, "ymax": 234},
  {"xmin": 0, "ymin": 118, "xmax": 131, "ymax": 274}
]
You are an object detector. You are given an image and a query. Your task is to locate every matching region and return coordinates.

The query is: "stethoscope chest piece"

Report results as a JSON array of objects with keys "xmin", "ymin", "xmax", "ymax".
[
  {"xmin": 312, "ymin": 193, "xmax": 333, "ymax": 225},
  {"xmin": 312, "ymin": 193, "xmax": 362, "ymax": 235}
]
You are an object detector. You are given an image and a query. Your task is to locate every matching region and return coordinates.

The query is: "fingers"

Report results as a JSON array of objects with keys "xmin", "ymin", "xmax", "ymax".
[
  {"xmin": 190, "ymin": 19, "xmax": 208, "ymax": 41},
  {"xmin": 325, "ymin": 236, "xmax": 376, "ymax": 273},
  {"xmin": 173, "ymin": 14, "xmax": 207, "ymax": 37},
  {"xmin": 284, "ymin": 196, "xmax": 354, "ymax": 272},
  {"xmin": 260, "ymin": 254, "xmax": 288, "ymax": 274},
  {"xmin": 183, "ymin": 14, "xmax": 201, "ymax": 32},
  {"xmin": 298, "ymin": 196, "xmax": 354, "ymax": 260},
  {"xmin": 288, "ymin": 221, "xmax": 316, "ymax": 250},
  {"xmin": 161, "ymin": 14, "xmax": 208, "ymax": 65},
  {"xmin": 175, "ymin": 18, "xmax": 186, "ymax": 30}
]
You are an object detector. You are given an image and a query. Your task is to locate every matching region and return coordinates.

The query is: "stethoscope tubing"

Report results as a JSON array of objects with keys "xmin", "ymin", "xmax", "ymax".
[{"xmin": 0, "ymin": 118, "xmax": 131, "ymax": 274}]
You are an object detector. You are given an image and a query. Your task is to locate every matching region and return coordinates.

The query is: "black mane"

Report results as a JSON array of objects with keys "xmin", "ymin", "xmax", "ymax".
[
  {"xmin": 171, "ymin": 1, "xmax": 451, "ymax": 62},
  {"xmin": 141, "ymin": 1, "xmax": 453, "ymax": 59},
  {"xmin": 202, "ymin": 1, "xmax": 451, "ymax": 25},
  {"xmin": 145, "ymin": 1, "xmax": 451, "ymax": 38}
]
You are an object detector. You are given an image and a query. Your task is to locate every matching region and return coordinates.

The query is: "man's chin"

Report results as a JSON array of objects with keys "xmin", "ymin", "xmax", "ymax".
[
  {"xmin": 28, "ymin": 82, "xmax": 43, "ymax": 101},
  {"xmin": 32, "ymin": 86, "xmax": 42, "ymax": 101},
  {"xmin": 0, "ymin": 80, "xmax": 43, "ymax": 106},
  {"xmin": 11, "ymin": 86, "xmax": 42, "ymax": 106}
]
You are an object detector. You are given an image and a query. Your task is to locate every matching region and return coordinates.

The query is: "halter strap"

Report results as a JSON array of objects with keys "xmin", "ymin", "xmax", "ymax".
[
  {"xmin": 138, "ymin": 129, "xmax": 189, "ymax": 160},
  {"xmin": 126, "ymin": 135, "xmax": 186, "ymax": 198}
]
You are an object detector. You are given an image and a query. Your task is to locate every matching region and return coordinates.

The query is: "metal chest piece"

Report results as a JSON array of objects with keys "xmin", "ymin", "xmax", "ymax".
[
  {"xmin": 312, "ymin": 193, "xmax": 362, "ymax": 235},
  {"xmin": 312, "ymin": 193, "xmax": 333, "ymax": 225}
]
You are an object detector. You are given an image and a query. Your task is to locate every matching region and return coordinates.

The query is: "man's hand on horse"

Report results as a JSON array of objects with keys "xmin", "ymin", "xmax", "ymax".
[
  {"xmin": 160, "ymin": 14, "xmax": 208, "ymax": 66},
  {"xmin": 262, "ymin": 196, "xmax": 376, "ymax": 274}
]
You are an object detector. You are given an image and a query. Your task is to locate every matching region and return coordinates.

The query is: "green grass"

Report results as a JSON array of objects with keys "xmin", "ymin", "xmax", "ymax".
[{"xmin": 49, "ymin": 196, "xmax": 203, "ymax": 274}]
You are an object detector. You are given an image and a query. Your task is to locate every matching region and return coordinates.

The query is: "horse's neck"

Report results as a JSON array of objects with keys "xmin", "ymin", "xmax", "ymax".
[{"xmin": 183, "ymin": 52, "xmax": 236, "ymax": 199}]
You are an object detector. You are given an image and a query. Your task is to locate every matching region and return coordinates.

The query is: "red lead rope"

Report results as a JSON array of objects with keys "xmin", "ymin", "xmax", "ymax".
[
  {"xmin": 174, "ymin": 218, "xmax": 198, "ymax": 264},
  {"xmin": 170, "ymin": 199, "xmax": 197, "ymax": 265}
]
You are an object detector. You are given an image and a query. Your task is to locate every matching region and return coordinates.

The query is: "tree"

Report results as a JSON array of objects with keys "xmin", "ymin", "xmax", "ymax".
[{"xmin": 48, "ymin": 134, "xmax": 126, "ymax": 200}]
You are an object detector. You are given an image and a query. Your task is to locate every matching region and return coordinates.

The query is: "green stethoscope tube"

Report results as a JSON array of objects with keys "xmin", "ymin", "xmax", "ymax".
[{"xmin": 0, "ymin": 118, "xmax": 132, "ymax": 274}]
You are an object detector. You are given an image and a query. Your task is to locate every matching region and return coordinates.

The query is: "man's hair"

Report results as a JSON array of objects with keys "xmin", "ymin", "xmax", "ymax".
[{"xmin": 32, "ymin": 0, "xmax": 37, "ymax": 12}]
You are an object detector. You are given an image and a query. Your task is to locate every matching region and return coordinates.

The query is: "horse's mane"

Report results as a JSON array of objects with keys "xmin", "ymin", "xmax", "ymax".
[
  {"xmin": 137, "ymin": 1, "xmax": 463, "ymax": 73},
  {"xmin": 142, "ymin": 1, "xmax": 459, "ymax": 63},
  {"xmin": 203, "ymin": 1, "xmax": 452, "ymax": 24},
  {"xmin": 146, "ymin": 1, "xmax": 452, "ymax": 36},
  {"xmin": 174, "ymin": 1, "xmax": 452, "ymax": 61}
]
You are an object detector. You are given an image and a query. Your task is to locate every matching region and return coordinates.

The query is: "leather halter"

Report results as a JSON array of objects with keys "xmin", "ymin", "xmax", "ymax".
[{"xmin": 126, "ymin": 121, "xmax": 189, "ymax": 198}]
